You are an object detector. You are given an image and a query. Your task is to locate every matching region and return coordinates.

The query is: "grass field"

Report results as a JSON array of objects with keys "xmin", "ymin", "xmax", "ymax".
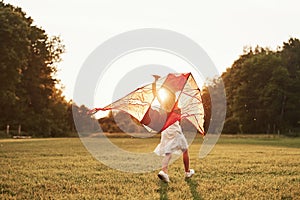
[{"xmin": 1, "ymin": 135, "xmax": 300, "ymax": 199}]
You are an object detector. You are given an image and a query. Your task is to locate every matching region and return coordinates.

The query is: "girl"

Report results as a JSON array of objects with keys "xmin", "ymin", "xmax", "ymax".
[{"xmin": 153, "ymin": 86, "xmax": 194, "ymax": 183}]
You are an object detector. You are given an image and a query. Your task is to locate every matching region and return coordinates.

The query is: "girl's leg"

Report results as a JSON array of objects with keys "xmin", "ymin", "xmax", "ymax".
[
  {"xmin": 162, "ymin": 153, "xmax": 172, "ymax": 173},
  {"xmin": 182, "ymin": 149, "xmax": 190, "ymax": 172}
]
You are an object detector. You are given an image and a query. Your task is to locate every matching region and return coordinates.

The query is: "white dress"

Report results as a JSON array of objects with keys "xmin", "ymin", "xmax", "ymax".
[{"xmin": 154, "ymin": 121, "xmax": 188, "ymax": 156}]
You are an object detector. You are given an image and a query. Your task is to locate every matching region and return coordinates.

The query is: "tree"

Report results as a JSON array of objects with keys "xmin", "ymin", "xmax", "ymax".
[
  {"xmin": 0, "ymin": 2, "xmax": 31, "ymax": 127},
  {"xmin": 221, "ymin": 49, "xmax": 255, "ymax": 133},
  {"xmin": 0, "ymin": 2, "xmax": 75, "ymax": 136},
  {"xmin": 201, "ymin": 77, "xmax": 226, "ymax": 134},
  {"xmin": 72, "ymin": 104, "xmax": 99, "ymax": 133},
  {"xmin": 221, "ymin": 41, "xmax": 300, "ymax": 134},
  {"xmin": 223, "ymin": 48, "xmax": 285, "ymax": 133},
  {"xmin": 280, "ymin": 38, "xmax": 300, "ymax": 133}
]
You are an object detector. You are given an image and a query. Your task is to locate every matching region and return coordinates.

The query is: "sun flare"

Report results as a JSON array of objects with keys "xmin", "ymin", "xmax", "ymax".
[{"xmin": 157, "ymin": 88, "xmax": 169, "ymax": 102}]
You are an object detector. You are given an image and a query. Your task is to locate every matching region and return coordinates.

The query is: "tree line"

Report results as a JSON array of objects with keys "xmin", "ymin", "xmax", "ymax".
[
  {"xmin": 0, "ymin": 2, "xmax": 78, "ymax": 137},
  {"xmin": 1, "ymin": 2, "xmax": 299, "ymax": 136},
  {"xmin": 218, "ymin": 39, "xmax": 300, "ymax": 135}
]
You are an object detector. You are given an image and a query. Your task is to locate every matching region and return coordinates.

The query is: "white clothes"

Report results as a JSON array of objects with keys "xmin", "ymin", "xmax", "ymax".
[{"xmin": 154, "ymin": 121, "xmax": 188, "ymax": 156}]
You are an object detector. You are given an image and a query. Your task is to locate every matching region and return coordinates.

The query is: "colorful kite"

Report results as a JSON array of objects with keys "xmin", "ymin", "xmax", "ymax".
[{"xmin": 90, "ymin": 72, "xmax": 205, "ymax": 135}]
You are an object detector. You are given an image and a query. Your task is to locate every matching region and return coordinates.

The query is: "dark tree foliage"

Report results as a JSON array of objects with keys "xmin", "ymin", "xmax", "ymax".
[
  {"xmin": 72, "ymin": 104, "xmax": 99, "ymax": 133},
  {"xmin": 281, "ymin": 38, "xmax": 300, "ymax": 131},
  {"xmin": 201, "ymin": 86, "xmax": 211, "ymax": 133},
  {"xmin": 221, "ymin": 40, "xmax": 300, "ymax": 134},
  {"xmin": 0, "ymin": 2, "xmax": 76, "ymax": 137}
]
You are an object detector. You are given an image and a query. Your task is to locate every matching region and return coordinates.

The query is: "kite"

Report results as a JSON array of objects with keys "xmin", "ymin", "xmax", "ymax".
[{"xmin": 90, "ymin": 72, "xmax": 205, "ymax": 135}]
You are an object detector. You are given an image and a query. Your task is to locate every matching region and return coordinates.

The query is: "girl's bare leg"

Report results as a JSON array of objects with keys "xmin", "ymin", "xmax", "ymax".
[
  {"xmin": 162, "ymin": 153, "xmax": 172, "ymax": 173},
  {"xmin": 182, "ymin": 149, "xmax": 190, "ymax": 172}
]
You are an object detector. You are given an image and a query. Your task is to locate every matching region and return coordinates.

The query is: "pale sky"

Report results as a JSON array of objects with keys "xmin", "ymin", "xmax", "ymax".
[{"xmin": 4, "ymin": 0, "xmax": 300, "ymax": 106}]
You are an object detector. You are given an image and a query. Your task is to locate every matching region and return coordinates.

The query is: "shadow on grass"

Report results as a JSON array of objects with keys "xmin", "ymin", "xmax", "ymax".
[
  {"xmin": 158, "ymin": 181, "xmax": 168, "ymax": 200},
  {"xmin": 185, "ymin": 178, "xmax": 203, "ymax": 200}
]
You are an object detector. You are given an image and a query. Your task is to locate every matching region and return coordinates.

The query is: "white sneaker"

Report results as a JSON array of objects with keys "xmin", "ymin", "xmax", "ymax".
[
  {"xmin": 185, "ymin": 169, "xmax": 195, "ymax": 178},
  {"xmin": 158, "ymin": 170, "xmax": 170, "ymax": 183}
]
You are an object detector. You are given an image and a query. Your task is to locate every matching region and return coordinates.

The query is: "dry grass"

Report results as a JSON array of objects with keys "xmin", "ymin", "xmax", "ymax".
[{"xmin": 0, "ymin": 136, "xmax": 299, "ymax": 199}]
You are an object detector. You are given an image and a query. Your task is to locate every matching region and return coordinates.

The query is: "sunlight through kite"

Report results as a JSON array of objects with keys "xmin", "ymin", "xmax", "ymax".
[{"xmin": 157, "ymin": 88, "xmax": 169, "ymax": 102}]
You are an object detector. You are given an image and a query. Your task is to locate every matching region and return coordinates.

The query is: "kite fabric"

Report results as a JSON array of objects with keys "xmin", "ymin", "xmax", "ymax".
[{"xmin": 90, "ymin": 72, "xmax": 205, "ymax": 135}]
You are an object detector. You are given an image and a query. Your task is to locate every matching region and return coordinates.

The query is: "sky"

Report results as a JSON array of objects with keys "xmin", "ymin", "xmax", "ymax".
[{"xmin": 4, "ymin": 0, "xmax": 300, "ymax": 107}]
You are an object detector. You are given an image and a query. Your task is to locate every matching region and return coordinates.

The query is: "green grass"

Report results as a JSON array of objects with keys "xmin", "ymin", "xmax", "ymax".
[
  {"xmin": 217, "ymin": 135, "xmax": 300, "ymax": 148},
  {"xmin": 0, "ymin": 135, "xmax": 300, "ymax": 199}
]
